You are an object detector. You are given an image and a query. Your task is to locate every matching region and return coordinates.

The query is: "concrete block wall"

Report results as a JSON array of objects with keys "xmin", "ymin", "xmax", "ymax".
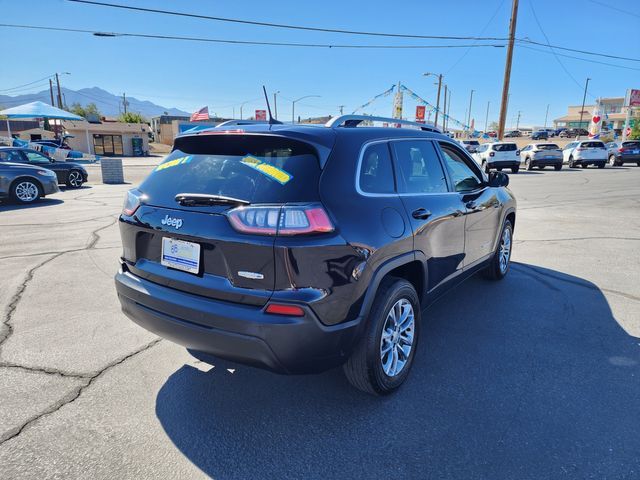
[{"xmin": 100, "ymin": 158, "xmax": 124, "ymax": 184}]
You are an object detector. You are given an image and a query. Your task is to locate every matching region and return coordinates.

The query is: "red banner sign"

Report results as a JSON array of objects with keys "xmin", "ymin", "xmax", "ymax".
[
  {"xmin": 415, "ymin": 105, "xmax": 426, "ymax": 121},
  {"xmin": 255, "ymin": 110, "xmax": 267, "ymax": 121}
]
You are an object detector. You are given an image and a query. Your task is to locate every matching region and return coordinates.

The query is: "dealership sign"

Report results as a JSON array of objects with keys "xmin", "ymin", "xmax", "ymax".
[
  {"xmin": 255, "ymin": 110, "xmax": 267, "ymax": 121},
  {"xmin": 415, "ymin": 105, "xmax": 426, "ymax": 123},
  {"xmin": 628, "ymin": 89, "xmax": 640, "ymax": 107}
]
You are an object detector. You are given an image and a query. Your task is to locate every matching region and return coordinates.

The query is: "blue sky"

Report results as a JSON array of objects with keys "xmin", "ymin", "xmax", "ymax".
[{"xmin": 1, "ymin": 0, "xmax": 638, "ymax": 127}]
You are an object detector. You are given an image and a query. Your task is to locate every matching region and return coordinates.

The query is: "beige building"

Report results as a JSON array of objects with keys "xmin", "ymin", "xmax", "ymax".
[
  {"xmin": 553, "ymin": 97, "xmax": 630, "ymax": 131},
  {"xmin": 62, "ymin": 120, "xmax": 150, "ymax": 156}
]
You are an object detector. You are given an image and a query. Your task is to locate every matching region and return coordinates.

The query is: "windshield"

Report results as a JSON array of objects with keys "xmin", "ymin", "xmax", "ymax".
[
  {"xmin": 494, "ymin": 143, "xmax": 517, "ymax": 152},
  {"xmin": 582, "ymin": 142, "xmax": 605, "ymax": 148},
  {"xmin": 139, "ymin": 135, "xmax": 321, "ymax": 207},
  {"xmin": 537, "ymin": 144, "xmax": 559, "ymax": 150}
]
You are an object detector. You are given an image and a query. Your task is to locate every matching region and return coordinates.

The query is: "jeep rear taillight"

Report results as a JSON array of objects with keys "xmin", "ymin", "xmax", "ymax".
[
  {"xmin": 122, "ymin": 189, "xmax": 143, "ymax": 216},
  {"xmin": 227, "ymin": 205, "xmax": 334, "ymax": 236}
]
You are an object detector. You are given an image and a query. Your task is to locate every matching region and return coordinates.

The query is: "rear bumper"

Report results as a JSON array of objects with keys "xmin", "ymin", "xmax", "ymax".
[
  {"xmin": 574, "ymin": 157, "xmax": 606, "ymax": 165},
  {"xmin": 531, "ymin": 156, "xmax": 562, "ymax": 165},
  {"xmin": 487, "ymin": 160, "xmax": 519, "ymax": 169},
  {"xmin": 115, "ymin": 268, "xmax": 362, "ymax": 374},
  {"xmin": 614, "ymin": 154, "xmax": 640, "ymax": 163}
]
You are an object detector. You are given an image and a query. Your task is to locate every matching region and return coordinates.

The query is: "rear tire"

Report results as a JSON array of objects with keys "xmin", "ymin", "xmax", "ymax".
[
  {"xmin": 538, "ymin": 165, "xmax": 545, "ymax": 170},
  {"xmin": 608, "ymin": 155, "xmax": 617, "ymax": 166},
  {"xmin": 482, "ymin": 161, "xmax": 489, "ymax": 174},
  {"xmin": 597, "ymin": 162, "xmax": 605, "ymax": 169},
  {"xmin": 569, "ymin": 156, "xmax": 576, "ymax": 168},
  {"xmin": 65, "ymin": 169, "xmax": 84, "ymax": 188},
  {"xmin": 511, "ymin": 166, "xmax": 519, "ymax": 174},
  {"xmin": 482, "ymin": 219, "xmax": 513, "ymax": 281},
  {"xmin": 554, "ymin": 164, "xmax": 562, "ymax": 171},
  {"xmin": 581, "ymin": 163, "xmax": 588, "ymax": 168},
  {"xmin": 525, "ymin": 158, "xmax": 533, "ymax": 170},
  {"xmin": 343, "ymin": 278, "xmax": 421, "ymax": 396}
]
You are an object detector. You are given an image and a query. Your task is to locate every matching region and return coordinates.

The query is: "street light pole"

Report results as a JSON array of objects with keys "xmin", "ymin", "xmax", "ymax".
[
  {"xmin": 484, "ymin": 101, "xmax": 490, "ymax": 133},
  {"xmin": 578, "ymin": 77, "xmax": 591, "ymax": 139},
  {"xmin": 442, "ymin": 85, "xmax": 448, "ymax": 131},
  {"xmin": 467, "ymin": 89, "xmax": 475, "ymax": 135},
  {"xmin": 55, "ymin": 73, "xmax": 63, "ymax": 109},
  {"xmin": 516, "ymin": 110, "xmax": 522, "ymax": 130},
  {"xmin": 423, "ymin": 73, "xmax": 443, "ymax": 129},
  {"xmin": 498, "ymin": 0, "xmax": 519, "ymax": 140},
  {"xmin": 273, "ymin": 91, "xmax": 280, "ymax": 120},
  {"xmin": 292, "ymin": 95, "xmax": 321, "ymax": 123},
  {"xmin": 544, "ymin": 104, "xmax": 550, "ymax": 128}
]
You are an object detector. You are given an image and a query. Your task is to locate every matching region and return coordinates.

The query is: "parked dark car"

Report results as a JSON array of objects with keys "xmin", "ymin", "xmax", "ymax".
[
  {"xmin": 606, "ymin": 141, "xmax": 640, "ymax": 166},
  {"xmin": 531, "ymin": 130, "xmax": 549, "ymax": 140},
  {"xmin": 115, "ymin": 116, "xmax": 517, "ymax": 395},
  {"xmin": 504, "ymin": 130, "xmax": 521, "ymax": 138},
  {"xmin": 0, "ymin": 161, "xmax": 59, "ymax": 204},
  {"xmin": 0, "ymin": 147, "xmax": 88, "ymax": 187}
]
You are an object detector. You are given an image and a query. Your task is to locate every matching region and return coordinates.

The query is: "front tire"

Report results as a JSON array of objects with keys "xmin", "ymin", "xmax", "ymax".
[
  {"xmin": 609, "ymin": 155, "xmax": 618, "ymax": 166},
  {"xmin": 11, "ymin": 179, "xmax": 42, "ymax": 204},
  {"xmin": 569, "ymin": 156, "xmax": 576, "ymax": 168},
  {"xmin": 511, "ymin": 166, "xmax": 519, "ymax": 174},
  {"xmin": 525, "ymin": 157, "xmax": 533, "ymax": 170},
  {"xmin": 343, "ymin": 278, "xmax": 421, "ymax": 396},
  {"xmin": 482, "ymin": 219, "xmax": 513, "ymax": 281},
  {"xmin": 554, "ymin": 164, "xmax": 562, "ymax": 171},
  {"xmin": 597, "ymin": 162, "xmax": 605, "ymax": 169}
]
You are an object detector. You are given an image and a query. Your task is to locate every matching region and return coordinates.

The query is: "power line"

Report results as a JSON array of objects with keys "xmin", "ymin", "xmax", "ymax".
[
  {"xmin": 446, "ymin": 0, "xmax": 507, "ymax": 75},
  {"xmin": 519, "ymin": 44, "xmax": 640, "ymax": 72},
  {"xmin": 587, "ymin": 0, "xmax": 640, "ymax": 19},
  {"xmin": 0, "ymin": 74, "xmax": 55, "ymax": 92},
  {"xmin": 528, "ymin": 1, "xmax": 596, "ymax": 99},
  {"xmin": 0, "ymin": 24, "xmax": 507, "ymax": 49},
  {"xmin": 68, "ymin": 0, "xmax": 509, "ymax": 41},
  {"xmin": 67, "ymin": 0, "xmax": 640, "ymax": 63}
]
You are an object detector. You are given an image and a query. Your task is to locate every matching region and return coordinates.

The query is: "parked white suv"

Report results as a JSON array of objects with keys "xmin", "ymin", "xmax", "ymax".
[
  {"xmin": 473, "ymin": 142, "xmax": 521, "ymax": 173},
  {"xmin": 562, "ymin": 140, "xmax": 607, "ymax": 169}
]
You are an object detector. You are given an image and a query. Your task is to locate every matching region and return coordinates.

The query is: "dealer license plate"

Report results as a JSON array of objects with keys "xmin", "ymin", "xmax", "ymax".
[{"xmin": 161, "ymin": 237, "xmax": 200, "ymax": 274}]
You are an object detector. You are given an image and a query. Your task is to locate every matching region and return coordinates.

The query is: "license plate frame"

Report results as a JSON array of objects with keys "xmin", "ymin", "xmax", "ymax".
[{"xmin": 161, "ymin": 237, "xmax": 201, "ymax": 274}]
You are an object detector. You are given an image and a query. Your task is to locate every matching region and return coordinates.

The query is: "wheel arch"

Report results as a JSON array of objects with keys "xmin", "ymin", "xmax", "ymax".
[{"xmin": 10, "ymin": 175, "xmax": 43, "ymax": 193}]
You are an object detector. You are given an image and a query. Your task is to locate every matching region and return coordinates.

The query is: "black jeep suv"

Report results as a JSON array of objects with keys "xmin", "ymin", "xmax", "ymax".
[{"xmin": 115, "ymin": 116, "xmax": 516, "ymax": 395}]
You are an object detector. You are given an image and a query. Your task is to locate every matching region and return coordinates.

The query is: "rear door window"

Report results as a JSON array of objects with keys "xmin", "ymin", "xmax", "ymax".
[
  {"xmin": 391, "ymin": 140, "xmax": 447, "ymax": 194},
  {"xmin": 359, "ymin": 142, "xmax": 395, "ymax": 194},
  {"xmin": 140, "ymin": 135, "xmax": 322, "ymax": 207}
]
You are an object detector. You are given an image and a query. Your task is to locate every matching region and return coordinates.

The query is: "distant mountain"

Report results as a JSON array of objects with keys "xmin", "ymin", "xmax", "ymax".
[{"xmin": 0, "ymin": 86, "xmax": 190, "ymax": 118}]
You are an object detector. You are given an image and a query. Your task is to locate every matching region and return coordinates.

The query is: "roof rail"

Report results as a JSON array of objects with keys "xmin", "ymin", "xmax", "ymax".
[
  {"xmin": 215, "ymin": 119, "xmax": 273, "ymax": 128},
  {"xmin": 325, "ymin": 115, "xmax": 441, "ymax": 133}
]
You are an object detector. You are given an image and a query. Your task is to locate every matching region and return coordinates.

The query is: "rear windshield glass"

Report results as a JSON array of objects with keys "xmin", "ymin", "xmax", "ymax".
[
  {"xmin": 463, "ymin": 141, "xmax": 480, "ymax": 145},
  {"xmin": 139, "ymin": 135, "xmax": 321, "ymax": 206},
  {"xmin": 537, "ymin": 144, "xmax": 559, "ymax": 150},
  {"xmin": 582, "ymin": 142, "xmax": 605, "ymax": 148},
  {"xmin": 493, "ymin": 143, "xmax": 517, "ymax": 151},
  {"xmin": 622, "ymin": 141, "xmax": 640, "ymax": 148}
]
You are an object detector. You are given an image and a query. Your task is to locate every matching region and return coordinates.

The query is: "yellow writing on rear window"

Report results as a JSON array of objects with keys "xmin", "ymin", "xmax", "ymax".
[
  {"xmin": 240, "ymin": 156, "xmax": 293, "ymax": 185},
  {"xmin": 155, "ymin": 155, "xmax": 193, "ymax": 172}
]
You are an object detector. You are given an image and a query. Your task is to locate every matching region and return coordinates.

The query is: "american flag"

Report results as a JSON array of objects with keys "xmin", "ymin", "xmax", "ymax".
[{"xmin": 190, "ymin": 106, "xmax": 209, "ymax": 122}]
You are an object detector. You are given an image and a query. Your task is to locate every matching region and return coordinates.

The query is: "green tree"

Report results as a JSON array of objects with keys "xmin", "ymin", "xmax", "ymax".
[
  {"xmin": 488, "ymin": 121, "xmax": 499, "ymax": 131},
  {"xmin": 629, "ymin": 114, "xmax": 640, "ymax": 140},
  {"xmin": 119, "ymin": 111, "xmax": 146, "ymax": 123},
  {"xmin": 69, "ymin": 102, "xmax": 101, "ymax": 119}
]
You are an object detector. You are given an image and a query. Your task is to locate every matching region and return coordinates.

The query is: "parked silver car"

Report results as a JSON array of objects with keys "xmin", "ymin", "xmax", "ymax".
[
  {"xmin": 0, "ymin": 162, "xmax": 59, "ymax": 204},
  {"xmin": 519, "ymin": 143, "xmax": 563, "ymax": 170}
]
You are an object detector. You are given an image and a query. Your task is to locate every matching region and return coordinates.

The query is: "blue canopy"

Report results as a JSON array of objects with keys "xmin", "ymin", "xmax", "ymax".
[{"xmin": 0, "ymin": 101, "xmax": 83, "ymax": 120}]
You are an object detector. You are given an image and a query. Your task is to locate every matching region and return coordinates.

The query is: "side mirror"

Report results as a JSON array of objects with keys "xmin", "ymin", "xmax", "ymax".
[{"xmin": 488, "ymin": 171, "xmax": 509, "ymax": 188}]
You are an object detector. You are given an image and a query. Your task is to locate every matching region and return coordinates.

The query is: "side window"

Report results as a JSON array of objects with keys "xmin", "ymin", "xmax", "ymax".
[
  {"xmin": 25, "ymin": 152, "xmax": 52, "ymax": 164},
  {"xmin": 359, "ymin": 142, "xmax": 395, "ymax": 194},
  {"xmin": 391, "ymin": 140, "xmax": 447, "ymax": 194},
  {"xmin": 0, "ymin": 150, "xmax": 24, "ymax": 163},
  {"xmin": 438, "ymin": 143, "xmax": 483, "ymax": 192}
]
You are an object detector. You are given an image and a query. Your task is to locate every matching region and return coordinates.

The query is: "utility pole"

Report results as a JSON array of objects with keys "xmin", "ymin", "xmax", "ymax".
[
  {"xmin": 55, "ymin": 73, "xmax": 63, "ymax": 109},
  {"xmin": 498, "ymin": 0, "xmax": 519, "ymax": 140},
  {"xmin": 435, "ymin": 74, "xmax": 443, "ymax": 128},
  {"xmin": 516, "ymin": 110, "xmax": 522, "ymax": 129},
  {"xmin": 442, "ymin": 85, "xmax": 448, "ymax": 131},
  {"xmin": 578, "ymin": 77, "xmax": 590, "ymax": 139},
  {"xmin": 338, "ymin": 105, "xmax": 345, "ymax": 115},
  {"xmin": 447, "ymin": 92, "xmax": 451, "ymax": 132},
  {"xmin": 467, "ymin": 89, "xmax": 475, "ymax": 135},
  {"xmin": 484, "ymin": 101, "xmax": 490, "ymax": 132},
  {"xmin": 544, "ymin": 104, "xmax": 550, "ymax": 128},
  {"xmin": 49, "ymin": 79, "xmax": 55, "ymax": 106},
  {"xmin": 123, "ymin": 93, "xmax": 128, "ymax": 114}
]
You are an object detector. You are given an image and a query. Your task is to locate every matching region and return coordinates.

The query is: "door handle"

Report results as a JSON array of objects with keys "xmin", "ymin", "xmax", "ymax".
[{"xmin": 412, "ymin": 208, "xmax": 432, "ymax": 220}]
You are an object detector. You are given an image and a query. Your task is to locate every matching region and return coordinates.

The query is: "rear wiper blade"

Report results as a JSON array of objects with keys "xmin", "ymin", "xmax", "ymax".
[{"xmin": 174, "ymin": 193, "xmax": 250, "ymax": 207}]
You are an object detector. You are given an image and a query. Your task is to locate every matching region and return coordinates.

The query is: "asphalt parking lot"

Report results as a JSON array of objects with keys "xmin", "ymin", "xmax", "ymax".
[{"xmin": 1, "ymin": 163, "xmax": 639, "ymax": 479}]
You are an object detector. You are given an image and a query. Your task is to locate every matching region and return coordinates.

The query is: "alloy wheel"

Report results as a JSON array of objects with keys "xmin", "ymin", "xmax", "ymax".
[
  {"xmin": 15, "ymin": 181, "xmax": 39, "ymax": 202},
  {"xmin": 68, "ymin": 171, "xmax": 83, "ymax": 187},
  {"xmin": 380, "ymin": 298, "xmax": 414, "ymax": 377},
  {"xmin": 499, "ymin": 226, "xmax": 512, "ymax": 274}
]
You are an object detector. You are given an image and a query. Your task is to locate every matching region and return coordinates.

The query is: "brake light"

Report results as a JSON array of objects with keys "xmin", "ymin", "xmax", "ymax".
[
  {"xmin": 515, "ymin": 150, "xmax": 520, "ymax": 156},
  {"xmin": 618, "ymin": 147, "xmax": 627, "ymax": 153},
  {"xmin": 227, "ymin": 204, "xmax": 334, "ymax": 235},
  {"xmin": 265, "ymin": 303, "xmax": 305, "ymax": 316},
  {"xmin": 122, "ymin": 189, "xmax": 143, "ymax": 216},
  {"xmin": 576, "ymin": 147, "xmax": 584, "ymax": 151},
  {"xmin": 489, "ymin": 151, "xmax": 495, "ymax": 157}
]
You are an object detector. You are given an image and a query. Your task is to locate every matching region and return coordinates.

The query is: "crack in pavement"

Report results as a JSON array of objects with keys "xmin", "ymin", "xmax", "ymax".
[
  {"xmin": 0, "ymin": 214, "xmax": 116, "ymax": 227},
  {"xmin": 515, "ymin": 236, "xmax": 640, "ymax": 243},
  {"xmin": 0, "ymin": 246, "xmax": 118, "ymax": 262},
  {"xmin": 0, "ymin": 339, "xmax": 161, "ymax": 445}
]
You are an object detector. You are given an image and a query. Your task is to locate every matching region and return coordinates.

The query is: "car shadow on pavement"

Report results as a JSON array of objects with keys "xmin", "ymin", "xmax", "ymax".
[
  {"xmin": 155, "ymin": 263, "xmax": 640, "ymax": 480},
  {"xmin": 0, "ymin": 198, "xmax": 64, "ymax": 211}
]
